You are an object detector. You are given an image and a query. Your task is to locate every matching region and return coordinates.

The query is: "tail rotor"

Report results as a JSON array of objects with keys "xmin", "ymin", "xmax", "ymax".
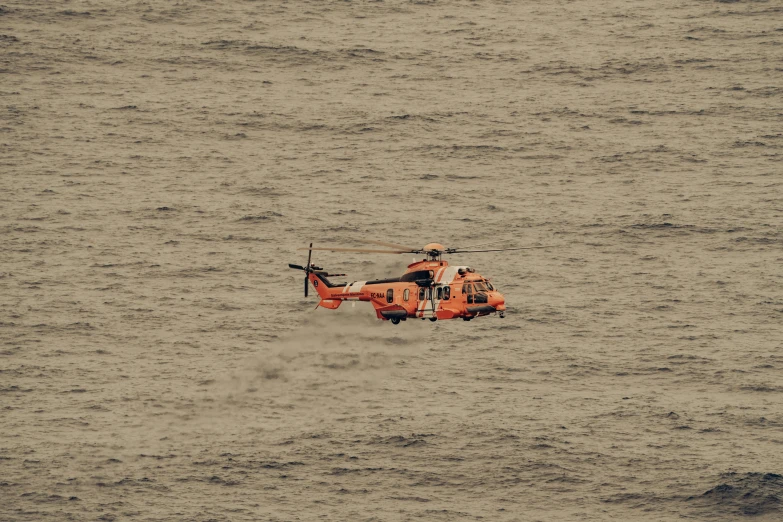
[
  {"xmin": 289, "ymin": 242, "xmax": 314, "ymax": 297},
  {"xmin": 304, "ymin": 242, "xmax": 312, "ymax": 297}
]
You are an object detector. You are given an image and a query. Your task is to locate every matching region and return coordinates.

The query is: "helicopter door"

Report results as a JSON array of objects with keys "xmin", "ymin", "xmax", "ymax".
[{"xmin": 417, "ymin": 286, "xmax": 432, "ymax": 316}]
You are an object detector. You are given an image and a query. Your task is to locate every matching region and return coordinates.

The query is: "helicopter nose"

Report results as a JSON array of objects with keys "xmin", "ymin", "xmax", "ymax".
[{"xmin": 490, "ymin": 292, "xmax": 506, "ymax": 311}]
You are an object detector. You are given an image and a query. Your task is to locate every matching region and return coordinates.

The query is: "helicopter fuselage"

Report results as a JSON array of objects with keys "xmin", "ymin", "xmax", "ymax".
[{"xmin": 307, "ymin": 259, "xmax": 506, "ymax": 323}]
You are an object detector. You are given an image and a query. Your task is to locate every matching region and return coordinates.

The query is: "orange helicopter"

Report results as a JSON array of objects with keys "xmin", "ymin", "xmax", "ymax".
[{"xmin": 289, "ymin": 240, "xmax": 551, "ymax": 324}]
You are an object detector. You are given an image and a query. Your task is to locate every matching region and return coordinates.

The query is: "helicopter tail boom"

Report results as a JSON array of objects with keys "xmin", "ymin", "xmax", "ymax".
[{"xmin": 307, "ymin": 271, "xmax": 346, "ymax": 300}]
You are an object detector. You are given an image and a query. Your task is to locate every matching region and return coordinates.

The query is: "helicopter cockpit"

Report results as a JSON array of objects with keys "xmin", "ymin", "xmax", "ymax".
[
  {"xmin": 462, "ymin": 280, "xmax": 495, "ymax": 292},
  {"xmin": 462, "ymin": 279, "xmax": 496, "ymax": 304},
  {"xmin": 474, "ymin": 281, "xmax": 494, "ymax": 292}
]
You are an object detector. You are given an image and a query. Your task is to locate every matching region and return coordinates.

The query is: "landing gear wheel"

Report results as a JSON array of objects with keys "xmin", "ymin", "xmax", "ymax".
[
  {"xmin": 391, "ymin": 317, "xmax": 400, "ymax": 325},
  {"xmin": 429, "ymin": 317, "xmax": 437, "ymax": 322},
  {"xmin": 499, "ymin": 311, "xmax": 505, "ymax": 318}
]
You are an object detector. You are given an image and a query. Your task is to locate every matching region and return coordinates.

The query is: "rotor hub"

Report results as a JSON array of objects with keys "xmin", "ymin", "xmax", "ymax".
[{"xmin": 422, "ymin": 243, "xmax": 445, "ymax": 260}]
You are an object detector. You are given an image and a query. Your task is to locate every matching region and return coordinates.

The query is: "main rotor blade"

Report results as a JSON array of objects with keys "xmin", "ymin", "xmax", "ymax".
[
  {"xmin": 450, "ymin": 245, "xmax": 556, "ymax": 253},
  {"xmin": 448, "ymin": 238, "xmax": 513, "ymax": 251},
  {"xmin": 299, "ymin": 247, "xmax": 410, "ymax": 254},
  {"xmin": 357, "ymin": 239, "xmax": 418, "ymax": 251},
  {"xmin": 288, "ymin": 263, "xmax": 305, "ymax": 271}
]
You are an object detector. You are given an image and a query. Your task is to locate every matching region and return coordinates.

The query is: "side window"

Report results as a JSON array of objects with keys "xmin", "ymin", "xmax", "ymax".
[
  {"xmin": 437, "ymin": 287, "xmax": 443, "ymax": 300},
  {"xmin": 444, "ymin": 286, "xmax": 450, "ymax": 300},
  {"xmin": 386, "ymin": 289, "xmax": 393, "ymax": 303},
  {"xmin": 403, "ymin": 288, "xmax": 409, "ymax": 302},
  {"xmin": 419, "ymin": 287, "xmax": 425, "ymax": 301}
]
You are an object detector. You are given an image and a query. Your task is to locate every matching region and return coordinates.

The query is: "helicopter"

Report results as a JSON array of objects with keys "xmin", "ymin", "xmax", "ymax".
[{"xmin": 288, "ymin": 240, "xmax": 551, "ymax": 324}]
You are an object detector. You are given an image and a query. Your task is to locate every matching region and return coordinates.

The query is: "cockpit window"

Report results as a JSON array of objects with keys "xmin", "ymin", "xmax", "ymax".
[
  {"xmin": 463, "ymin": 283, "xmax": 473, "ymax": 294},
  {"xmin": 486, "ymin": 281, "xmax": 494, "ymax": 291},
  {"xmin": 473, "ymin": 282, "xmax": 489, "ymax": 292}
]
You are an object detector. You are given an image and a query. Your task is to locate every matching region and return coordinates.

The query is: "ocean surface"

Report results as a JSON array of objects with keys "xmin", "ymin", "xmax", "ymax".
[{"xmin": 1, "ymin": 0, "xmax": 782, "ymax": 520}]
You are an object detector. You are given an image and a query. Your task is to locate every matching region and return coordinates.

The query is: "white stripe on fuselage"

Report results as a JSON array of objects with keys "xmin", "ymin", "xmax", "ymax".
[{"xmin": 336, "ymin": 281, "xmax": 366, "ymax": 300}]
